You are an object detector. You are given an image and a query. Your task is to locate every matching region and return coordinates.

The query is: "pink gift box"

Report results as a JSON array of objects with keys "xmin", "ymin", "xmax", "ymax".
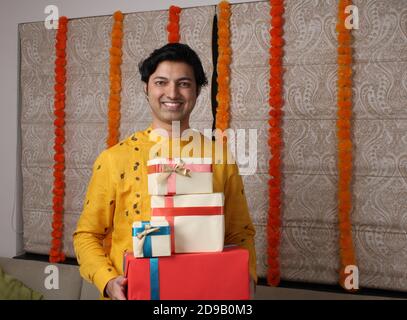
[{"xmin": 147, "ymin": 158, "xmax": 213, "ymax": 195}]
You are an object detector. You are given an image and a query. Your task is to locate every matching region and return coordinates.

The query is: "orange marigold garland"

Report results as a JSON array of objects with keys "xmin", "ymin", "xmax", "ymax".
[
  {"xmin": 336, "ymin": 0, "xmax": 358, "ymax": 291},
  {"xmin": 267, "ymin": 0, "xmax": 285, "ymax": 286},
  {"xmin": 107, "ymin": 11, "xmax": 124, "ymax": 147},
  {"xmin": 215, "ymin": 1, "xmax": 231, "ymax": 132},
  {"xmin": 50, "ymin": 16, "xmax": 68, "ymax": 263},
  {"xmin": 167, "ymin": 6, "xmax": 181, "ymax": 43}
]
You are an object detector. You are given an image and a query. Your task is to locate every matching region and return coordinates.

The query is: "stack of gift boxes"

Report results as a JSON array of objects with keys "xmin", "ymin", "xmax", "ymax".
[{"xmin": 124, "ymin": 157, "xmax": 250, "ymax": 300}]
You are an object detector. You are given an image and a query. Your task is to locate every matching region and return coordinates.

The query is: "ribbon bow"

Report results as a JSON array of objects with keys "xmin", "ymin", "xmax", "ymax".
[
  {"xmin": 157, "ymin": 160, "xmax": 191, "ymax": 182},
  {"xmin": 135, "ymin": 224, "xmax": 160, "ymax": 257}
]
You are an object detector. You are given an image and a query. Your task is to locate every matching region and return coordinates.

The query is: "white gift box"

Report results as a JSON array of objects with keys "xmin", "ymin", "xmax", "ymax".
[
  {"xmin": 132, "ymin": 217, "xmax": 171, "ymax": 258},
  {"xmin": 150, "ymin": 192, "xmax": 225, "ymax": 253},
  {"xmin": 147, "ymin": 157, "xmax": 213, "ymax": 195}
]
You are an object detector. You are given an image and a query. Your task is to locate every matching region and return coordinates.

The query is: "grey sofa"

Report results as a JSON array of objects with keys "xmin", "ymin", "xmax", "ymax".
[
  {"xmin": 0, "ymin": 257, "xmax": 100, "ymax": 300},
  {"xmin": 1, "ymin": 257, "xmax": 398, "ymax": 300}
]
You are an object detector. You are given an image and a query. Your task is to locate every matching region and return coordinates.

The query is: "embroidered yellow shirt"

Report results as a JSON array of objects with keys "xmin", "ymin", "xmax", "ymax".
[{"xmin": 73, "ymin": 126, "xmax": 257, "ymax": 295}]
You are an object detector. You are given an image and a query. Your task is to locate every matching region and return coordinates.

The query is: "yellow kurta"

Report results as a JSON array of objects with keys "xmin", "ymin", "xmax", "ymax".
[{"xmin": 73, "ymin": 126, "xmax": 257, "ymax": 296}]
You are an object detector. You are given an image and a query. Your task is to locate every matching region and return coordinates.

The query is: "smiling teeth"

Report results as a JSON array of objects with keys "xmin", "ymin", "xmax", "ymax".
[{"xmin": 163, "ymin": 102, "xmax": 181, "ymax": 107}]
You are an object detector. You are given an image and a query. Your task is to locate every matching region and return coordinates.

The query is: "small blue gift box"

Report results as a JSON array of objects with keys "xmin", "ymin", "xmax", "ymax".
[{"xmin": 132, "ymin": 218, "xmax": 171, "ymax": 258}]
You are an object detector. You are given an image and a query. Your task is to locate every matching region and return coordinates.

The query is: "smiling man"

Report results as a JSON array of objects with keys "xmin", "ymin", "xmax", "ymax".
[{"xmin": 73, "ymin": 43, "xmax": 257, "ymax": 300}]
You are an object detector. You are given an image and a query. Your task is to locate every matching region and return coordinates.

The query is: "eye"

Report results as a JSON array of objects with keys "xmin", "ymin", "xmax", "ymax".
[
  {"xmin": 155, "ymin": 80, "xmax": 166, "ymax": 86},
  {"xmin": 178, "ymin": 81, "xmax": 191, "ymax": 88}
]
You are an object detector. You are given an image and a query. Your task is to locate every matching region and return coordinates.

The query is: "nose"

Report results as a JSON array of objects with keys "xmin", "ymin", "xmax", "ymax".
[{"xmin": 165, "ymin": 82, "xmax": 179, "ymax": 100}]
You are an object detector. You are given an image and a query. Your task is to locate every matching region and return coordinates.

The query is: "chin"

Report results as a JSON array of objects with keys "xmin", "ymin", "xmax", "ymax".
[
  {"xmin": 162, "ymin": 112, "xmax": 186, "ymax": 121},
  {"xmin": 160, "ymin": 116, "xmax": 183, "ymax": 123}
]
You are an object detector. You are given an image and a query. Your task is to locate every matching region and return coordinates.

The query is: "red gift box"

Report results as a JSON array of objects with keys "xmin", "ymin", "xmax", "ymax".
[{"xmin": 124, "ymin": 246, "xmax": 250, "ymax": 300}]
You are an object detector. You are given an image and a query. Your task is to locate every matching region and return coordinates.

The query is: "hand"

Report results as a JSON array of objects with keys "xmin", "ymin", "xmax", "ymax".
[{"xmin": 105, "ymin": 276, "xmax": 128, "ymax": 300}]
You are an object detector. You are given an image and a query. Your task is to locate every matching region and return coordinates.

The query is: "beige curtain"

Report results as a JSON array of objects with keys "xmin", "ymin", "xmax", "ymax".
[
  {"xmin": 19, "ymin": 6, "xmax": 214, "ymax": 258},
  {"xmin": 20, "ymin": 0, "xmax": 407, "ymax": 292},
  {"xmin": 228, "ymin": 0, "xmax": 407, "ymax": 291}
]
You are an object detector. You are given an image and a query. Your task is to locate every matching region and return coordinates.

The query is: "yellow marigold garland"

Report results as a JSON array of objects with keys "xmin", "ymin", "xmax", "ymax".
[
  {"xmin": 168, "ymin": 6, "xmax": 181, "ymax": 43},
  {"xmin": 336, "ymin": 0, "xmax": 358, "ymax": 291},
  {"xmin": 50, "ymin": 16, "xmax": 68, "ymax": 263},
  {"xmin": 215, "ymin": 1, "xmax": 231, "ymax": 132},
  {"xmin": 107, "ymin": 11, "xmax": 124, "ymax": 148},
  {"xmin": 267, "ymin": 0, "xmax": 285, "ymax": 286}
]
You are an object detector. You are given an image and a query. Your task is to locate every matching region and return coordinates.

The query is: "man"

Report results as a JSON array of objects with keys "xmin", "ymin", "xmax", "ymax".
[{"xmin": 73, "ymin": 43, "xmax": 257, "ymax": 300}]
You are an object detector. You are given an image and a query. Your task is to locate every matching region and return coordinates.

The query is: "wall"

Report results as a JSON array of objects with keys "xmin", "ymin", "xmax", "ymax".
[{"xmin": 0, "ymin": 0, "xmax": 259, "ymax": 258}]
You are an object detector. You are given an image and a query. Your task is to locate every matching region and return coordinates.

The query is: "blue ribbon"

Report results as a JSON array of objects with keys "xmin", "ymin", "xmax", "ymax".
[
  {"xmin": 132, "ymin": 222, "xmax": 170, "ymax": 257},
  {"xmin": 150, "ymin": 258, "xmax": 160, "ymax": 300}
]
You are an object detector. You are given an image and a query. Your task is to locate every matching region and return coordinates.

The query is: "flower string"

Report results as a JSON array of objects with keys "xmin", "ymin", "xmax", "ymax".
[
  {"xmin": 336, "ymin": 0, "xmax": 358, "ymax": 291},
  {"xmin": 267, "ymin": 0, "xmax": 285, "ymax": 286},
  {"xmin": 50, "ymin": 16, "xmax": 68, "ymax": 263},
  {"xmin": 107, "ymin": 11, "xmax": 124, "ymax": 148},
  {"xmin": 215, "ymin": 1, "xmax": 231, "ymax": 133},
  {"xmin": 167, "ymin": 6, "xmax": 181, "ymax": 43}
]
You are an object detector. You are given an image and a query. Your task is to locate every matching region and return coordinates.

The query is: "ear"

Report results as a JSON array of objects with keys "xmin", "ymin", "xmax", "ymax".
[
  {"xmin": 143, "ymin": 83, "xmax": 148, "ymax": 96},
  {"xmin": 196, "ymin": 86, "xmax": 201, "ymax": 97}
]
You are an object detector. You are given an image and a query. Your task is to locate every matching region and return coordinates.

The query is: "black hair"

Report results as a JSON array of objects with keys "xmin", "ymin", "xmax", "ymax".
[{"xmin": 138, "ymin": 43, "xmax": 208, "ymax": 89}]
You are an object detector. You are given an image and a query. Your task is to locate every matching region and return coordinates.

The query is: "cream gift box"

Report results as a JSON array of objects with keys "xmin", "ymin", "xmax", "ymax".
[
  {"xmin": 132, "ymin": 218, "xmax": 171, "ymax": 258},
  {"xmin": 147, "ymin": 157, "xmax": 213, "ymax": 195},
  {"xmin": 150, "ymin": 192, "xmax": 225, "ymax": 253}
]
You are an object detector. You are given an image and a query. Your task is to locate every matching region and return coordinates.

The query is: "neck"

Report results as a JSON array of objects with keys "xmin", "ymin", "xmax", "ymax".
[{"xmin": 152, "ymin": 120, "xmax": 190, "ymax": 138}]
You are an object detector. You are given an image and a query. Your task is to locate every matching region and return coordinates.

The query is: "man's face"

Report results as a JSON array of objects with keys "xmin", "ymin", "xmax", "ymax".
[{"xmin": 145, "ymin": 61, "xmax": 199, "ymax": 128}]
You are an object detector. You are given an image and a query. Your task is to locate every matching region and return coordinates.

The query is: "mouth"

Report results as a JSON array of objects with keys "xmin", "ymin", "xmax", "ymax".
[{"xmin": 161, "ymin": 101, "xmax": 183, "ymax": 111}]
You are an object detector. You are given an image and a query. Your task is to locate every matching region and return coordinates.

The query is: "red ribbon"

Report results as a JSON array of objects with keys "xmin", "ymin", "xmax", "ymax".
[
  {"xmin": 151, "ymin": 206, "xmax": 223, "ymax": 216},
  {"xmin": 147, "ymin": 163, "xmax": 212, "ymax": 174}
]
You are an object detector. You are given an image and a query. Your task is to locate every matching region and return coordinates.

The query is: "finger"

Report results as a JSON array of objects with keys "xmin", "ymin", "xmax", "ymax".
[
  {"xmin": 121, "ymin": 277, "xmax": 128, "ymax": 286},
  {"xmin": 116, "ymin": 290, "xmax": 127, "ymax": 300}
]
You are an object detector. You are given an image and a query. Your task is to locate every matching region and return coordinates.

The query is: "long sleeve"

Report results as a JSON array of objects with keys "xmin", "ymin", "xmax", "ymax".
[
  {"xmin": 223, "ymin": 163, "xmax": 258, "ymax": 283},
  {"xmin": 72, "ymin": 150, "xmax": 119, "ymax": 295}
]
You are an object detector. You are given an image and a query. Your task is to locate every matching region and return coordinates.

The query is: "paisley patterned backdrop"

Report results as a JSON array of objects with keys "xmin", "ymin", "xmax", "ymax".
[
  {"xmin": 19, "ymin": 0, "xmax": 407, "ymax": 292},
  {"xmin": 19, "ymin": 6, "xmax": 214, "ymax": 257}
]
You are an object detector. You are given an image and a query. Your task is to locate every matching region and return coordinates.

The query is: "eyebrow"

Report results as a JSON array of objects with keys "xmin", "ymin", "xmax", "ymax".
[{"xmin": 152, "ymin": 76, "xmax": 193, "ymax": 81}]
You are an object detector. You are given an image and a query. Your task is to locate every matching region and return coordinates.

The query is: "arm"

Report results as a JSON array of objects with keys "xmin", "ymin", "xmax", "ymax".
[
  {"xmin": 223, "ymin": 163, "xmax": 258, "ymax": 285},
  {"xmin": 73, "ymin": 150, "xmax": 122, "ymax": 298}
]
